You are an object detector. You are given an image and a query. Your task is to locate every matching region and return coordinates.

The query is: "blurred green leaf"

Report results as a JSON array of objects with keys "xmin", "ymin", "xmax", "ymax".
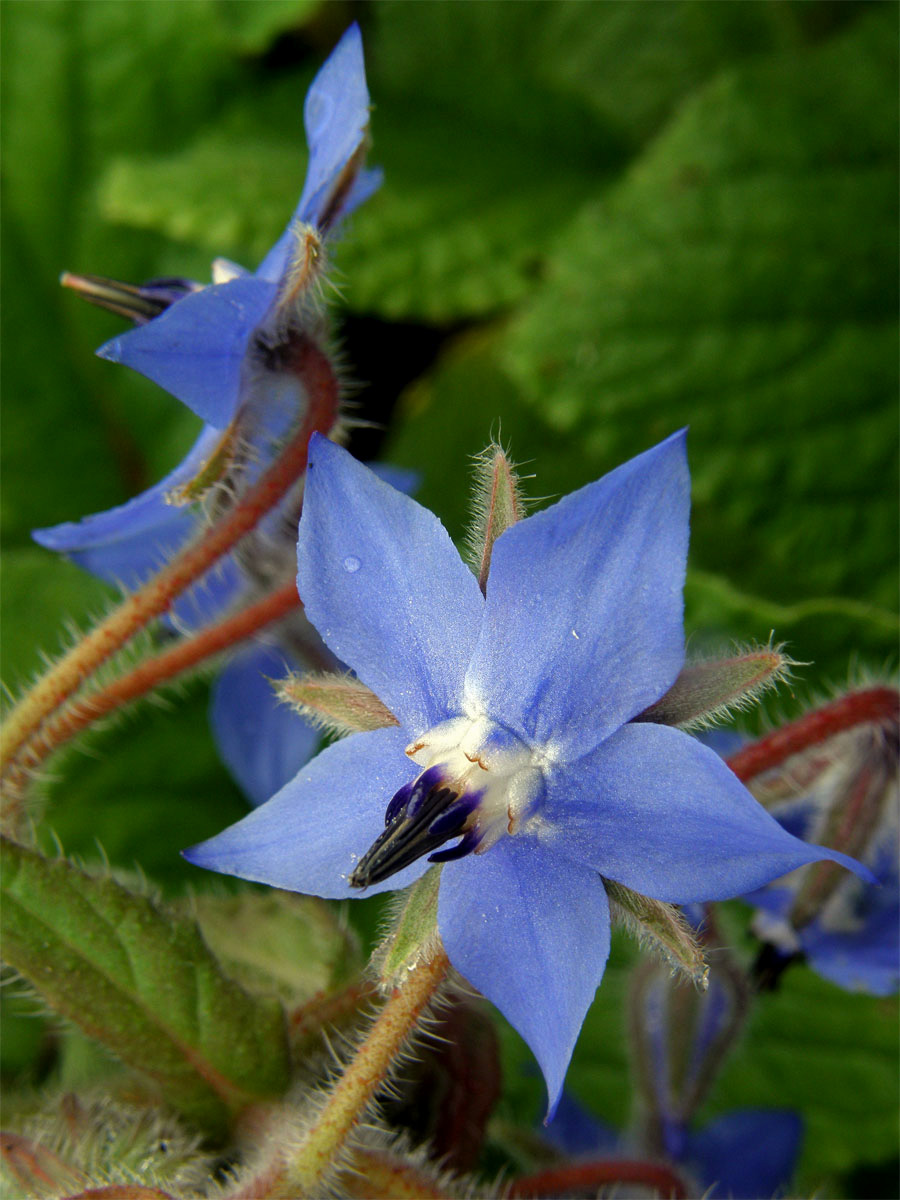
[
  {"xmin": 0, "ymin": 550, "xmax": 116, "ymax": 698},
  {"xmin": 0, "ymin": 0, "xmax": 246, "ymax": 544},
  {"xmin": 36, "ymin": 684, "xmax": 249, "ymax": 891},
  {"xmin": 191, "ymin": 890, "xmax": 361, "ymax": 1003},
  {"xmin": 708, "ymin": 965, "xmax": 900, "ymax": 1189},
  {"xmin": 214, "ymin": 0, "xmax": 320, "ymax": 54},
  {"xmin": 383, "ymin": 334, "xmax": 896, "ymax": 681},
  {"xmin": 1, "ymin": 837, "xmax": 290, "ymax": 1134},
  {"xmin": 504, "ymin": 12, "xmax": 899, "ymax": 612}
]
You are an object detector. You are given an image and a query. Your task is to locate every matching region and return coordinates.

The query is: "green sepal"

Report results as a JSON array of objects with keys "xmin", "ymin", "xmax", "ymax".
[
  {"xmin": 0, "ymin": 837, "xmax": 290, "ymax": 1135},
  {"xmin": 634, "ymin": 645, "xmax": 792, "ymax": 730},
  {"xmin": 275, "ymin": 671, "xmax": 399, "ymax": 738},
  {"xmin": 374, "ymin": 867, "xmax": 442, "ymax": 989},
  {"xmin": 604, "ymin": 878, "xmax": 708, "ymax": 988},
  {"xmin": 0, "ymin": 1093, "xmax": 213, "ymax": 1199},
  {"xmin": 465, "ymin": 444, "xmax": 526, "ymax": 592}
]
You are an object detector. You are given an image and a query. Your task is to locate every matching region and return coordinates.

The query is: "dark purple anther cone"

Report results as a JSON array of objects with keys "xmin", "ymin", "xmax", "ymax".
[
  {"xmin": 60, "ymin": 271, "xmax": 201, "ymax": 324},
  {"xmin": 350, "ymin": 768, "xmax": 482, "ymax": 889}
]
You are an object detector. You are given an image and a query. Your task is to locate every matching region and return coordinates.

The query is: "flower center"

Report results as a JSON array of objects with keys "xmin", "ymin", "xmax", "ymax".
[{"xmin": 349, "ymin": 716, "xmax": 544, "ymax": 889}]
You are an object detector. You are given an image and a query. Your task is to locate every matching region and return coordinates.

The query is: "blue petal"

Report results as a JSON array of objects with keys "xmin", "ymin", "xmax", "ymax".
[
  {"xmin": 686, "ymin": 1109, "xmax": 803, "ymax": 1199},
  {"xmin": 184, "ymin": 726, "xmax": 427, "ymax": 898},
  {"xmin": 256, "ymin": 24, "xmax": 378, "ymax": 281},
  {"xmin": 437, "ymin": 837, "xmax": 611, "ymax": 1117},
  {"xmin": 799, "ymin": 840, "xmax": 900, "ymax": 995},
  {"xmin": 465, "ymin": 431, "xmax": 689, "ymax": 760},
  {"xmin": 210, "ymin": 645, "xmax": 319, "ymax": 806},
  {"xmin": 297, "ymin": 436, "xmax": 484, "ymax": 735},
  {"xmin": 97, "ymin": 278, "xmax": 275, "ymax": 426},
  {"xmin": 32, "ymin": 425, "xmax": 221, "ymax": 589},
  {"xmin": 539, "ymin": 723, "xmax": 874, "ymax": 903}
]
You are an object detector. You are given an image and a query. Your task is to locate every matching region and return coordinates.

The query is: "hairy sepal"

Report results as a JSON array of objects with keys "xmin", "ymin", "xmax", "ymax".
[
  {"xmin": 275, "ymin": 671, "xmax": 399, "ymax": 737},
  {"xmin": 1, "ymin": 1094, "xmax": 212, "ymax": 1198},
  {"xmin": 374, "ymin": 867, "xmax": 442, "ymax": 990},
  {"xmin": 465, "ymin": 443, "xmax": 527, "ymax": 593},
  {"xmin": 604, "ymin": 878, "xmax": 708, "ymax": 988},
  {"xmin": 0, "ymin": 838, "xmax": 290, "ymax": 1135},
  {"xmin": 634, "ymin": 643, "xmax": 793, "ymax": 730}
]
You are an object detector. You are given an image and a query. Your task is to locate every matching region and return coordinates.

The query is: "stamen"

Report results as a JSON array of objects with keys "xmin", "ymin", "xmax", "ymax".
[
  {"xmin": 349, "ymin": 770, "xmax": 481, "ymax": 889},
  {"xmin": 429, "ymin": 828, "xmax": 483, "ymax": 864},
  {"xmin": 60, "ymin": 272, "xmax": 199, "ymax": 324}
]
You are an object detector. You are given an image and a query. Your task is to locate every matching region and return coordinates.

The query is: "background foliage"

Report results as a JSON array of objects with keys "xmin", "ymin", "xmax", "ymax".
[{"xmin": 2, "ymin": 2, "xmax": 897, "ymax": 1196}]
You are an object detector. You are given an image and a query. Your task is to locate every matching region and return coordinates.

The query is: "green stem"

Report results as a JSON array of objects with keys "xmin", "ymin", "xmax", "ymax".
[
  {"xmin": 279, "ymin": 948, "xmax": 449, "ymax": 1197},
  {"xmin": 1, "ymin": 579, "xmax": 302, "ymax": 809}
]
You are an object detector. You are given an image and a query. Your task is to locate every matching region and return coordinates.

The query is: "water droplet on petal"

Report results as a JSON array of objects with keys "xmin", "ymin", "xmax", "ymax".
[{"xmin": 343, "ymin": 555, "xmax": 361, "ymax": 573}]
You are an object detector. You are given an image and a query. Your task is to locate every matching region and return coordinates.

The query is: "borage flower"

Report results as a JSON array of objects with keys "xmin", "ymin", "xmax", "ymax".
[
  {"xmin": 744, "ymin": 705, "xmax": 899, "ymax": 996},
  {"xmin": 33, "ymin": 26, "xmax": 382, "ymax": 803},
  {"xmin": 185, "ymin": 432, "xmax": 869, "ymax": 1112}
]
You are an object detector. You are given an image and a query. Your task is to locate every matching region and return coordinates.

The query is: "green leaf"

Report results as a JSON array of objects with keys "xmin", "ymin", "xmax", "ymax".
[
  {"xmin": 213, "ymin": 0, "xmax": 320, "ymax": 54},
  {"xmin": 190, "ymin": 890, "xmax": 362, "ymax": 1003},
  {"xmin": 0, "ymin": 549, "xmax": 116, "ymax": 699},
  {"xmin": 0, "ymin": 837, "xmax": 290, "ymax": 1134},
  {"xmin": 504, "ymin": 12, "xmax": 899, "ymax": 610},
  {"xmin": 35, "ymin": 683, "xmax": 249, "ymax": 891}
]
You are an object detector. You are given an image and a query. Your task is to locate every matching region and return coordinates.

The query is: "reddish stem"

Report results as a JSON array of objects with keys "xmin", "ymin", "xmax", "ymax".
[
  {"xmin": 4, "ymin": 579, "xmax": 302, "ymax": 795},
  {"xmin": 726, "ymin": 687, "xmax": 899, "ymax": 783},
  {"xmin": 1, "ymin": 336, "xmax": 338, "ymax": 785},
  {"xmin": 510, "ymin": 1159, "xmax": 689, "ymax": 1199}
]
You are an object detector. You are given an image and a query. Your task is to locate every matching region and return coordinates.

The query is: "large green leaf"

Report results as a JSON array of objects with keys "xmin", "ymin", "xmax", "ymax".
[
  {"xmin": 383, "ymin": 334, "xmax": 895, "ymax": 683},
  {"xmin": 503, "ymin": 12, "xmax": 899, "ymax": 611},
  {"xmin": 91, "ymin": 2, "xmax": 809, "ymax": 325},
  {"xmin": 340, "ymin": 0, "xmax": 805, "ymax": 321},
  {"xmin": 1, "ymin": 837, "xmax": 290, "ymax": 1134}
]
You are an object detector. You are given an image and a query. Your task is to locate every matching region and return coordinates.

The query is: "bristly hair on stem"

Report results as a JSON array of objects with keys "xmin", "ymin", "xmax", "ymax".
[{"xmin": 463, "ymin": 442, "xmax": 529, "ymax": 594}]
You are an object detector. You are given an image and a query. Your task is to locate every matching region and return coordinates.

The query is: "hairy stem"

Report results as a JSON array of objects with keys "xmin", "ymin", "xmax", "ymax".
[
  {"xmin": 279, "ymin": 948, "xmax": 450, "ymax": 1197},
  {"xmin": 726, "ymin": 686, "xmax": 899, "ymax": 783},
  {"xmin": 1, "ymin": 336, "xmax": 338, "ymax": 786},
  {"xmin": 1, "ymin": 580, "xmax": 302, "ymax": 810}
]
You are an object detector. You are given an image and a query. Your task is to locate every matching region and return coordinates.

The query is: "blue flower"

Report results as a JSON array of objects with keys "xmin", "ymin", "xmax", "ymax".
[
  {"xmin": 545, "ymin": 947, "xmax": 803, "ymax": 1200},
  {"xmin": 91, "ymin": 21, "xmax": 380, "ymax": 431},
  {"xmin": 34, "ymin": 22, "xmax": 378, "ymax": 596},
  {"xmin": 184, "ymin": 432, "xmax": 870, "ymax": 1112},
  {"xmin": 32, "ymin": 25, "xmax": 381, "ymax": 806},
  {"xmin": 546, "ymin": 1092, "xmax": 803, "ymax": 1200},
  {"xmin": 749, "ymin": 805, "xmax": 899, "ymax": 996}
]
